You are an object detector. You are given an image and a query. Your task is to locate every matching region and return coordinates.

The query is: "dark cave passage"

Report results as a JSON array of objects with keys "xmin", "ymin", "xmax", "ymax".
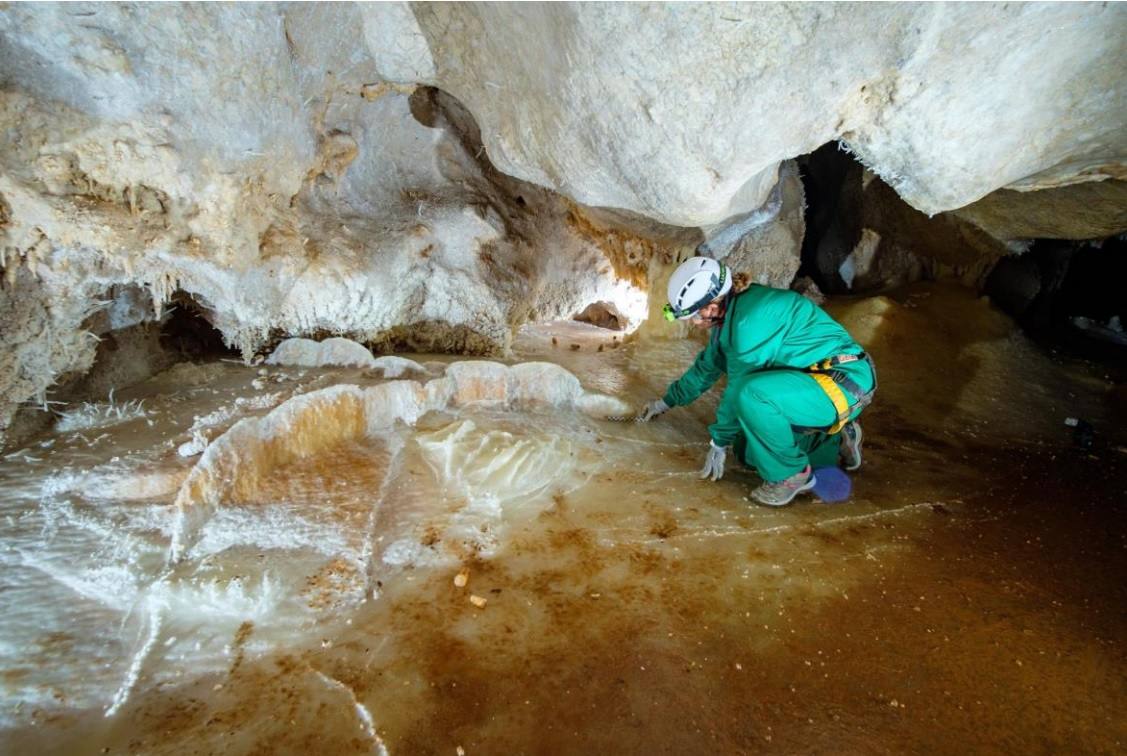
[{"xmin": 159, "ymin": 292, "xmax": 238, "ymax": 361}]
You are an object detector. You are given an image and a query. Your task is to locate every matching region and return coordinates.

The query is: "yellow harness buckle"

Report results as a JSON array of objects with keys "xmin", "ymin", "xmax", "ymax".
[{"xmin": 809, "ymin": 372, "xmax": 851, "ymax": 435}]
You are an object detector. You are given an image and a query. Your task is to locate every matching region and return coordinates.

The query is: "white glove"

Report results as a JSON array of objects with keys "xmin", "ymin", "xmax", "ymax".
[
  {"xmin": 699, "ymin": 440, "xmax": 728, "ymax": 481},
  {"xmin": 639, "ymin": 398, "xmax": 670, "ymax": 422}
]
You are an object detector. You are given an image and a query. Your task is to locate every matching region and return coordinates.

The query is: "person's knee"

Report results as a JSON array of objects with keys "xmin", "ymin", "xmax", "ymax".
[{"xmin": 737, "ymin": 381, "xmax": 776, "ymax": 427}]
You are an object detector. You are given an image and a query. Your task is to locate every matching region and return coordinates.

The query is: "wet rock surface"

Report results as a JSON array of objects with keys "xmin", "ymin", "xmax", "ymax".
[
  {"xmin": 0, "ymin": 4, "xmax": 1125, "ymax": 751},
  {"xmin": 0, "ymin": 284, "xmax": 1124, "ymax": 753},
  {"xmin": 2, "ymin": 3, "xmax": 1125, "ymax": 442}
]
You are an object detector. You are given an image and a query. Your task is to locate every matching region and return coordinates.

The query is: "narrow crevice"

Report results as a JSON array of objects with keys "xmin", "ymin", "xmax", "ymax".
[{"xmin": 796, "ymin": 142, "xmax": 864, "ymax": 293}]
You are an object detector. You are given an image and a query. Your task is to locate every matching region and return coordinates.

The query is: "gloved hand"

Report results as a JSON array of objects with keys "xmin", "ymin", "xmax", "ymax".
[
  {"xmin": 699, "ymin": 440, "xmax": 728, "ymax": 481},
  {"xmin": 639, "ymin": 398, "xmax": 670, "ymax": 422}
]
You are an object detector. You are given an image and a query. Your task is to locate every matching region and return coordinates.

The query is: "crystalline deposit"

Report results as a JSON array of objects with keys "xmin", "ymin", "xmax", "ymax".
[
  {"xmin": 0, "ymin": 3, "xmax": 650, "ymax": 440},
  {"xmin": 169, "ymin": 361, "xmax": 621, "ymax": 561}
]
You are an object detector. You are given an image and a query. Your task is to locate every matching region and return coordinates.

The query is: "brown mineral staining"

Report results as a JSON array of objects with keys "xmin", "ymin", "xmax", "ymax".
[
  {"xmin": 234, "ymin": 621, "xmax": 254, "ymax": 645},
  {"xmin": 303, "ymin": 558, "xmax": 359, "ymax": 610},
  {"xmin": 360, "ymin": 81, "xmax": 416, "ymax": 101},
  {"xmin": 648, "ymin": 513, "xmax": 679, "ymax": 540}
]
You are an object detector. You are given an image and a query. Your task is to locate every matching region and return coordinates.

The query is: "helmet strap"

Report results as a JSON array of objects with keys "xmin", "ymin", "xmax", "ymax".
[{"xmin": 696, "ymin": 290, "xmax": 733, "ymax": 326}]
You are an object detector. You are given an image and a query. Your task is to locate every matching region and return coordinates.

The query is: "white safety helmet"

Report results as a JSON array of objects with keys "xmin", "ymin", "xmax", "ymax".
[{"xmin": 663, "ymin": 257, "xmax": 732, "ymax": 321}]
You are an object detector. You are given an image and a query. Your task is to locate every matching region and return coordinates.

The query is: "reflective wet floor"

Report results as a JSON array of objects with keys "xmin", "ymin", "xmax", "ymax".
[{"xmin": 1, "ymin": 284, "xmax": 1124, "ymax": 754}]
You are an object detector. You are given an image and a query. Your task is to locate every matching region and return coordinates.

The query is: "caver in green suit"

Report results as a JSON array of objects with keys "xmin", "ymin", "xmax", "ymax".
[{"xmin": 662, "ymin": 285, "xmax": 875, "ymax": 483}]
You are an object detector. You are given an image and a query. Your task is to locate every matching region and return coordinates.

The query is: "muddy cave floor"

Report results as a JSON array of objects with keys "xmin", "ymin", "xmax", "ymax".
[{"xmin": 1, "ymin": 282, "xmax": 1126, "ymax": 755}]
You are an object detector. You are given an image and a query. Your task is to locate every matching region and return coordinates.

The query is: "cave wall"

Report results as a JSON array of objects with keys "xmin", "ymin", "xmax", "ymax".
[
  {"xmin": 0, "ymin": 3, "xmax": 665, "ymax": 441},
  {"xmin": 0, "ymin": 2, "xmax": 1124, "ymax": 443},
  {"xmin": 799, "ymin": 144, "xmax": 1012, "ymax": 295},
  {"xmin": 381, "ymin": 3, "xmax": 1125, "ymax": 225}
]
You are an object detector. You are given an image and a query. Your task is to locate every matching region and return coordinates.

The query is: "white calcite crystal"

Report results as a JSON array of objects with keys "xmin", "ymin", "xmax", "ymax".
[
  {"xmin": 0, "ymin": 2, "xmax": 1123, "ymax": 443},
  {"xmin": 168, "ymin": 361, "xmax": 620, "ymax": 561},
  {"xmin": 266, "ymin": 338, "xmax": 380, "ymax": 369}
]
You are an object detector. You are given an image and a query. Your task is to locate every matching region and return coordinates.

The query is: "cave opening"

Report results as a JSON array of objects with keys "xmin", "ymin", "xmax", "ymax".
[
  {"xmin": 159, "ymin": 292, "xmax": 238, "ymax": 361},
  {"xmin": 796, "ymin": 142, "xmax": 1127, "ymax": 376},
  {"xmin": 1, "ymin": 5, "xmax": 1126, "ymax": 754},
  {"xmin": 796, "ymin": 141, "xmax": 866, "ymax": 294},
  {"xmin": 984, "ymin": 235, "xmax": 1127, "ymax": 369}
]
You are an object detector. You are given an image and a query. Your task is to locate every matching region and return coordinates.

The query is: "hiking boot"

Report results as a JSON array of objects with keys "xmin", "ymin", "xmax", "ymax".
[
  {"xmin": 751, "ymin": 465, "xmax": 817, "ymax": 507},
  {"xmin": 840, "ymin": 421, "xmax": 863, "ymax": 471}
]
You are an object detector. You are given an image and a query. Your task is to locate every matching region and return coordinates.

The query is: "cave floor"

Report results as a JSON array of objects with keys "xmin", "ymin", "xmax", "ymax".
[{"xmin": 1, "ymin": 283, "xmax": 1125, "ymax": 755}]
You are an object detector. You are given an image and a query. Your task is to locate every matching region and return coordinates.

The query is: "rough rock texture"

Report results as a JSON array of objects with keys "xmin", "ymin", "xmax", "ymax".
[
  {"xmin": 0, "ymin": 4, "xmax": 657, "ymax": 441},
  {"xmin": 716, "ymin": 161, "xmax": 805, "ymax": 288},
  {"xmin": 387, "ymin": 3, "xmax": 1126, "ymax": 224},
  {"xmin": 852, "ymin": 175, "xmax": 1008, "ymax": 290},
  {"xmin": 950, "ymin": 181, "xmax": 1127, "ymax": 242},
  {"xmin": 801, "ymin": 145, "xmax": 1010, "ymax": 295},
  {"xmin": 1, "ymin": 2, "xmax": 1124, "ymax": 441},
  {"xmin": 573, "ymin": 301, "xmax": 627, "ymax": 332}
]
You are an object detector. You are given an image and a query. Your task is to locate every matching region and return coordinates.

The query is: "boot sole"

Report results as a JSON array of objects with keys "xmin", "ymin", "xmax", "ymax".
[{"xmin": 752, "ymin": 475, "xmax": 818, "ymax": 507}]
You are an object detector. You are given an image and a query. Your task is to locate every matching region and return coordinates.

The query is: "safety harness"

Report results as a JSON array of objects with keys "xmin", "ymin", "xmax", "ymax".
[
  {"xmin": 697, "ymin": 290, "xmax": 876, "ymax": 436},
  {"xmin": 798, "ymin": 353, "xmax": 877, "ymax": 435}
]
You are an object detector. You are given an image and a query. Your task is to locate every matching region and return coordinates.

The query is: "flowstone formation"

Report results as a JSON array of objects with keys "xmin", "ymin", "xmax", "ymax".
[
  {"xmin": 0, "ymin": 4, "xmax": 661, "ymax": 442},
  {"xmin": 1, "ymin": 2, "xmax": 1125, "ymax": 444},
  {"xmin": 0, "ymin": 286, "xmax": 1123, "ymax": 753}
]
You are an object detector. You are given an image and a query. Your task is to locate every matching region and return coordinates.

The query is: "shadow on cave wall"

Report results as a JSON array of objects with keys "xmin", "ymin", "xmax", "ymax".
[{"xmin": 57, "ymin": 287, "xmax": 236, "ymax": 404}]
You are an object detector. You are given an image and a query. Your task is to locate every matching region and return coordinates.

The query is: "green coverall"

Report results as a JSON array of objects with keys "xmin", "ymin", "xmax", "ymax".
[{"xmin": 662, "ymin": 285, "xmax": 875, "ymax": 483}]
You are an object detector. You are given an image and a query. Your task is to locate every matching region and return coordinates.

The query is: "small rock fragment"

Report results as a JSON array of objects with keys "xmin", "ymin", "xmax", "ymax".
[
  {"xmin": 454, "ymin": 569, "xmax": 469, "ymax": 588},
  {"xmin": 456, "ymin": 747, "xmax": 466, "ymax": 756},
  {"xmin": 469, "ymin": 594, "xmax": 487, "ymax": 609}
]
